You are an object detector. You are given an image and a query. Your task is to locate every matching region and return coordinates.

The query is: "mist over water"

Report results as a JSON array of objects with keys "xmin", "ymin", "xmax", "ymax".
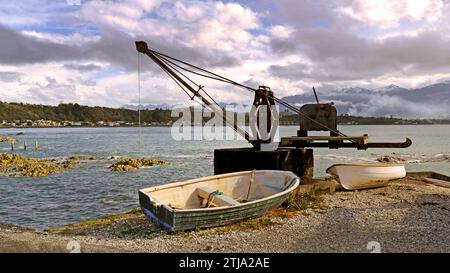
[{"xmin": 0, "ymin": 125, "xmax": 448, "ymax": 229}]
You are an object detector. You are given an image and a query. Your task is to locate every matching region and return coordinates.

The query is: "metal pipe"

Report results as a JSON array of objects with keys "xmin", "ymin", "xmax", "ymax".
[{"xmin": 312, "ymin": 87, "xmax": 320, "ymax": 104}]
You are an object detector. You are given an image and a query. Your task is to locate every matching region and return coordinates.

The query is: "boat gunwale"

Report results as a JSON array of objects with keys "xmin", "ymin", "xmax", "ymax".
[
  {"xmin": 326, "ymin": 163, "xmax": 406, "ymax": 174},
  {"xmin": 138, "ymin": 170, "xmax": 299, "ymax": 213},
  {"xmin": 326, "ymin": 163, "xmax": 406, "ymax": 190}
]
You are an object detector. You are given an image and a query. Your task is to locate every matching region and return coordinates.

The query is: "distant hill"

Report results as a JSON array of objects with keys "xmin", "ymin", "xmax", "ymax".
[
  {"xmin": 1, "ymin": 99, "xmax": 448, "ymax": 127},
  {"xmin": 122, "ymin": 102, "xmax": 251, "ymax": 112},
  {"xmin": 0, "ymin": 102, "xmax": 172, "ymax": 123},
  {"xmin": 281, "ymin": 81, "xmax": 450, "ymax": 118}
]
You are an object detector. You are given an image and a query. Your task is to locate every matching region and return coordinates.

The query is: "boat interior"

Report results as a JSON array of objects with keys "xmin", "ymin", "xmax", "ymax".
[{"xmin": 140, "ymin": 171, "xmax": 298, "ymax": 210}]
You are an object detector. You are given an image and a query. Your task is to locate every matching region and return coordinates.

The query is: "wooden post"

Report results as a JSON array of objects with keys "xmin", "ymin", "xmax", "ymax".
[
  {"xmin": 23, "ymin": 141, "xmax": 27, "ymax": 150},
  {"xmin": 11, "ymin": 142, "xmax": 14, "ymax": 151},
  {"xmin": 34, "ymin": 140, "xmax": 39, "ymax": 152}
]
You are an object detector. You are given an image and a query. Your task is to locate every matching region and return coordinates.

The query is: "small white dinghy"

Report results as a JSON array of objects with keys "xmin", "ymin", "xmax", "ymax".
[
  {"xmin": 138, "ymin": 170, "xmax": 299, "ymax": 231},
  {"xmin": 326, "ymin": 163, "xmax": 406, "ymax": 190}
]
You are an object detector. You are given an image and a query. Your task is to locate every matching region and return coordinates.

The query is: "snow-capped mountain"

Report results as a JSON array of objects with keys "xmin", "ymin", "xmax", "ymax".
[
  {"xmin": 122, "ymin": 82, "xmax": 450, "ymax": 118},
  {"xmin": 280, "ymin": 82, "xmax": 450, "ymax": 118},
  {"xmin": 373, "ymin": 84, "xmax": 408, "ymax": 93}
]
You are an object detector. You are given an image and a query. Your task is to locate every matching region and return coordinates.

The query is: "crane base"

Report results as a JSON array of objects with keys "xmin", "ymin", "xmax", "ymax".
[{"xmin": 214, "ymin": 148, "xmax": 313, "ymax": 179}]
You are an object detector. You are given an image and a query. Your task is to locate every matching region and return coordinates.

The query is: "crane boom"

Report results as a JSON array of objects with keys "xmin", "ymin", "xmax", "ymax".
[
  {"xmin": 134, "ymin": 40, "xmax": 411, "ymax": 151},
  {"xmin": 135, "ymin": 41, "xmax": 253, "ymax": 145}
]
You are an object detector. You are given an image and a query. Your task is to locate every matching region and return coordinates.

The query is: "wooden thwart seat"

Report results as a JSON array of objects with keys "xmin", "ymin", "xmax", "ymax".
[{"xmin": 197, "ymin": 186, "xmax": 240, "ymax": 207}]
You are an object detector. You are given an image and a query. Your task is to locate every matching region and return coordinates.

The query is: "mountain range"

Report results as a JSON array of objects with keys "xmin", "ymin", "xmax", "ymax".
[
  {"xmin": 122, "ymin": 103, "xmax": 173, "ymax": 110},
  {"xmin": 122, "ymin": 81, "xmax": 450, "ymax": 118},
  {"xmin": 281, "ymin": 82, "xmax": 450, "ymax": 118}
]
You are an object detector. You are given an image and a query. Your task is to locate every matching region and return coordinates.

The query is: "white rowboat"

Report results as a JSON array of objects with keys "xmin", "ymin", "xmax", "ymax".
[
  {"xmin": 326, "ymin": 163, "xmax": 406, "ymax": 190},
  {"xmin": 138, "ymin": 170, "xmax": 299, "ymax": 231}
]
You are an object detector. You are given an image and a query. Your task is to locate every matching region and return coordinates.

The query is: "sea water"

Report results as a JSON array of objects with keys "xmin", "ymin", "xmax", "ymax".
[{"xmin": 0, "ymin": 125, "xmax": 448, "ymax": 229}]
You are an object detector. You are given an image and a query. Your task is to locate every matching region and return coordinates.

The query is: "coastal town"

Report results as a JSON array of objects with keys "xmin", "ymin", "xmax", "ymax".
[
  {"xmin": 0, "ymin": 119, "xmax": 174, "ymax": 128},
  {"xmin": 1, "ymin": 116, "xmax": 448, "ymax": 128}
]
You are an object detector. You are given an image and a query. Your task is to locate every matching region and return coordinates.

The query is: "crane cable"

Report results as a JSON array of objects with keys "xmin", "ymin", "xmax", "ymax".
[
  {"xmin": 147, "ymin": 47, "xmax": 351, "ymax": 140},
  {"xmin": 137, "ymin": 51, "xmax": 142, "ymax": 153},
  {"xmin": 148, "ymin": 48, "xmax": 249, "ymax": 140},
  {"xmin": 157, "ymin": 53, "xmax": 222, "ymax": 107},
  {"xmin": 151, "ymin": 49, "xmax": 255, "ymax": 92},
  {"xmin": 150, "ymin": 49, "xmax": 347, "ymax": 137}
]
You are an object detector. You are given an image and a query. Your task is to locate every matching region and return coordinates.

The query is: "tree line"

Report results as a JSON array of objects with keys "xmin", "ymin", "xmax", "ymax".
[
  {"xmin": 0, "ymin": 102, "xmax": 173, "ymax": 123},
  {"xmin": 1, "ymin": 101, "xmax": 448, "ymax": 125}
]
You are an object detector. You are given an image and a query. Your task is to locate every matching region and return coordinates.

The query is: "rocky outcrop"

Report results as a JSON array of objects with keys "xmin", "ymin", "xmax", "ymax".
[
  {"xmin": 0, "ymin": 154, "xmax": 96, "ymax": 177},
  {"xmin": 109, "ymin": 158, "xmax": 170, "ymax": 172}
]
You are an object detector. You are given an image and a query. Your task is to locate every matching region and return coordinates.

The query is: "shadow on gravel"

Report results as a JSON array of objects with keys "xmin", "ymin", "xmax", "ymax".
[{"xmin": 287, "ymin": 179, "xmax": 450, "ymax": 253}]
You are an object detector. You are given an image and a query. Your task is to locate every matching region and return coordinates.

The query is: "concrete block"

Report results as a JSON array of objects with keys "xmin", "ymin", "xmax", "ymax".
[{"xmin": 214, "ymin": 148, "xmax": 314, "ymax": 179}]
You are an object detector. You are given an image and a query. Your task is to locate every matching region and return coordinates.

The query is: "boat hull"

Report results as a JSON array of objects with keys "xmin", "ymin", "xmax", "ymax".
[
  {"xmin": 326, "ymin": 164, "xmax": 406, "ymax": 190},
  {"xmin": 138, "ymin": 170, "xmax": 299, "ymax": 231},
  {"xmin": 407, "ymin": 171, "xmax": 450, "ymax": 188}
]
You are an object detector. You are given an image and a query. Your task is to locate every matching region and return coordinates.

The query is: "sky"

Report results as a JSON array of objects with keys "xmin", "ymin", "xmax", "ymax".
[{"xmin": 0, "ymin": 0, "xmax": 449, "ymax": 108}]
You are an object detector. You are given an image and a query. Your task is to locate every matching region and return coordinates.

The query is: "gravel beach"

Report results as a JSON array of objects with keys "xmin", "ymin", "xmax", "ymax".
[{"xmin": 1, "ymin": 175, "xmax": 449, "ymax": 253}]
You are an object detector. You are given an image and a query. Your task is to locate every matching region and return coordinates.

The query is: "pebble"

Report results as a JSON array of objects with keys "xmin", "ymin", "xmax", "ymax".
[{"xmin": 1, "ymin": 177, "xmax": 449, "ymax": 253}]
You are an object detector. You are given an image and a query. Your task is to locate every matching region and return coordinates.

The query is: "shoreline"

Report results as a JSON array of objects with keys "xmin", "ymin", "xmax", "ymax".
[
  {"xmin": 0, "ymin": 125, "xmax": 172, "ymax": 129},
  {"xmin": 1, "ymin": 123, "xmax": 450, "ymax": 130},
  {"xmin": 1, "ymin": 173, "xmax": 449, "ymax": 253}
]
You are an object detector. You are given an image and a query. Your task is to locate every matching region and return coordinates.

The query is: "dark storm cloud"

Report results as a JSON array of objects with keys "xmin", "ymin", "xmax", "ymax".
[
  {"xmin": 0, "ymin": 24, "xmax": 240, "ymax": 71},
  {"xmin": 270, "ymin": 29, "xmax": 450, "ymax": 81},
  {"xmin": 64, "ymin": 63, "xmax": 102, "ymax": 72},
  {"xmin": 0, "ymin": 25, "xmax": 83, "ymax": 64},
  {"xmin": 261, "ymin": 0, "xmax": 343, "ymax": 27},
  {"xmin": 84, "ymin": 27, "xmax": 240, "ymax": 71},
  {"xmin": 264, "ymin": 0, "xmax": 450, "ymax": 82}
]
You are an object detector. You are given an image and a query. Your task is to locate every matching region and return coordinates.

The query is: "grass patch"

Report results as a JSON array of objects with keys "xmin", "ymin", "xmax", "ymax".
[
  {"xmin": 283, "ymin": 193, "xmax": 327, "ymax": 211},
  {"xmin": 47, "ymin": 208, "xmax": 143, "ymax": 234}
]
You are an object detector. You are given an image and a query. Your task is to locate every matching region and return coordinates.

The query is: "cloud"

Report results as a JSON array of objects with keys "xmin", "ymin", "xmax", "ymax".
[
  {"xmin": 0, "ymin": 22, "xmax": 240, "ymax": 72},
  {"xmin": 0, "ymin": 63, "xmax": 104, "ymax": 106},
  {"xmin": 23, "ymin": 76, "xmax": 77, "ymax": 104},
  {"xmin": 340, "ymin": 0, "xmax": 444, "ymax": 28},
  {"xmin": 269, "ymin": 25, "xmax": 450, "ymax": 85},
  {"xmin": 21, "ymin": 30, "xmax": 101, "ymax": 46},
  {"xmin": 0, "ymin": 0, "xmax": 266, "ymax": 108},
  {"xmin": 282, "ymin": 84, "xmax": 450, "ymax": 118},
  {"xmin": 170, "ymin": 1, "xmax": 205, "ymax": 23},
  {"xmin": 348, "ymin": 94, "xmax": 449, "ymax": 118},
  {"xmin": 262, "ymin": 0, "xmax": 340, "ymax": 28},
  {"xmin": 1, "ymin": 0, "xmax": 450, "ymax": 117},
  {"xmin": 64, "ymin": 63, "xmax": 103, "ymax": 72},
  {"xmin": 188, "ymin": 2, "xmax": 260, "ymax": 51},
  {"xmin": 268, "ymin": 25, "xmax": 295, "ymax": 39},
  {"xmin": 0, "ymin": 72, "xmax": 21, "ymax": 82},
  {"xmin": 0, "ymin": 1, "xmax": 64, "ymax": 27},
  {"xmin": 0, "ymin": 25, "xmax": 85, "ymax": 64},
  {"xmin": 76, "ymin": 0, "xmax": 161, "ymax": 33},
  {"xmin": 266, "ymin": 0, "xmax": 450, "ymax": 85}
]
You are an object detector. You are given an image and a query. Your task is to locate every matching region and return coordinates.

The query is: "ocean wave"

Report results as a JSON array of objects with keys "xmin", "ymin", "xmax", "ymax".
[
  {"xmin": 377, "ymin": 153, "xmax": 450, "ymax": 163},
  {"xmin": 318, "ymin": 152, "xmax": 450, "ymax": 164},
  {"xmin": 318, "ymin": 154, "xmax": 374, "ymax": 163}
]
